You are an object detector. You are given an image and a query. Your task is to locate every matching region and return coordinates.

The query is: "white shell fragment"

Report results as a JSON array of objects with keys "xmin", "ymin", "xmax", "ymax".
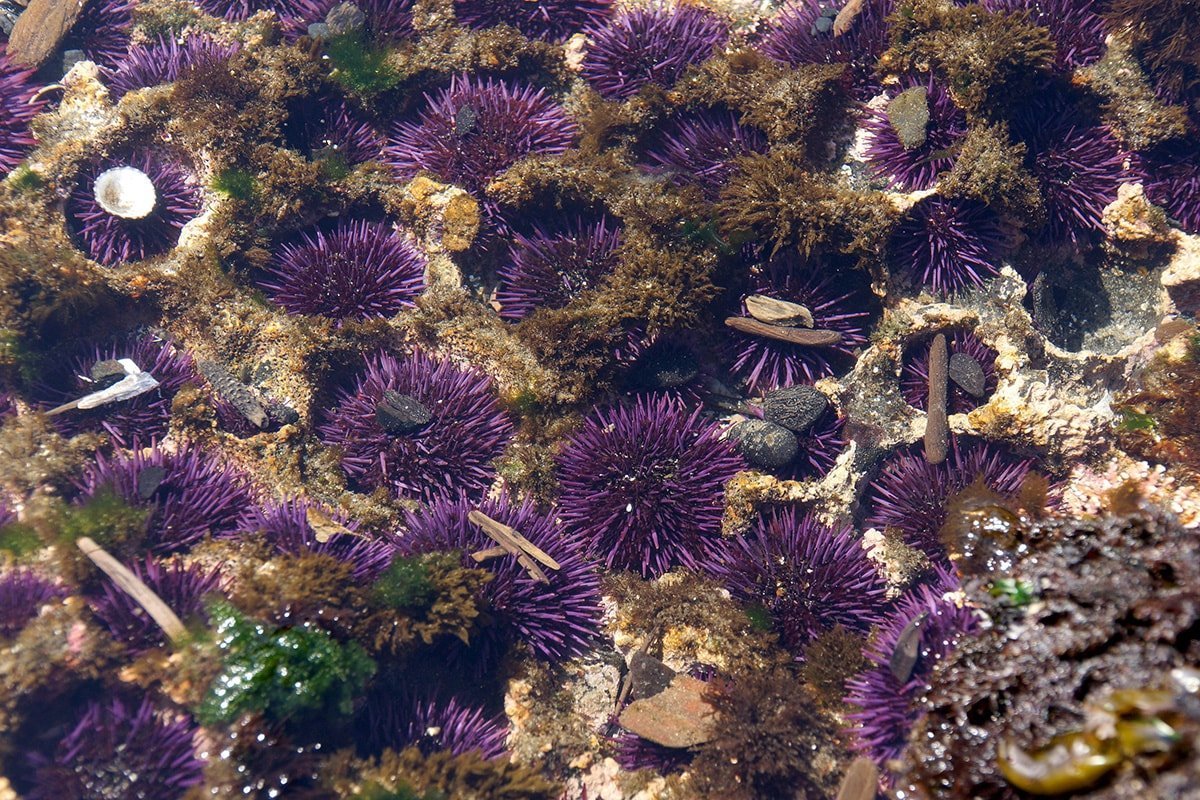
[
  {"xmin": 45, "ymin": 358, "xmax": 159, "ymax": 416},
  {"xmin": 744, "ymin": 294, "xmax": 815, "ymax": 327},
  {"xmin": 93, "ymin": 166, "xmax": 157, "ymax": 219}
]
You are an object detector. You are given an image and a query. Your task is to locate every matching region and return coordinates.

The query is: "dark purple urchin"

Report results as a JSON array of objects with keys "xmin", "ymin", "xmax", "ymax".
[
  {"xmin": 0, "ymin": 52, "xmax": 44, "ymax": 175},
  {"xmin": 581, "ymin": 4, "xmax": 728, "ymax": 102},
  {"xmin": 863, "ymin": 439, "xmax": 1034, "ymax": 558},
  {"xmin": 105, "ymin": 35, "xmax": 241, "ymax": 100},
  {"xmin": 1143, "ymin": 140, "xmax": 1200, "ymax": 234},
  {"xmin": 555, "ymin": 394, "xmax": 745, "ymax": 578},
  {"xmin": 27, "ymin": 696, "xmax": 203, "ymax": 800},
  {"xmin": 384, "ymin": 75, "xmax": 577, "ymax": 193},
  {"xmin": 399, "ymin": 492, "xmax": 600, "ymax": 662},
  {"xmin": 242, "ymin": 497, "xmax": 396, "ymax": 581},
  {"xmin": 495, "ymin": 215, "xmax": 623, "ymax": 321},
  {"xmin": 761, "ymin": 0, "xmax": 892, "ymax": 99},
  {"xmin": 454, "ymin": 0, "xmax": 613, "ymax": 41},
  {"xmin": 65, "ymin": 0, "xmax": 134, "ymax": 68},
  {"xmin": 89, "ymin": 557, "xmax": 222, "ymax": 651},
  {"xmin": 616, "ymin": 731, "xmax": 695, "ymax": 775},
  {"xmin": 0, "ymin": 570, "xmax": 66, "ymax": 638},
  {"xmin": 844, "ymin": 580, "xmax": 981, "ymax": 770},
  {"xmin": 864, "ymin": 77, "xmax": 967, "ymax": 191},
  {"xmin": 900, "ymin": 329, "xmax": 998, "ymax": 414},
  {"xmin": 982, "ymin": 0, "xmax": 1107, "ymax": 70},
  {"xmin": 362, "ymin": 690, "xmax": 508, "ymax": 758},
  {"xmin": 259, "ymin": 219, "xmax": 426, "ymax": 323},
  {"xmin": 711, "ymin": 507, "xmax": 887, "ymax": 658},
  {"xmin": 728, "ymin": 252, "xmax": 873, "ymax": 392},
  {"xmin": 195, "ymin": 0, "xmax": 291, "ymax": 21},
  {"xmin": 788, "ymin": 406, "xmax": 846, "ymax": 480},
  {"xmin": 288, "ymin": 95, "xmax": 385, "ymax": 166},
  {"xmin": 47, "ymin": 332, "xmax": 198, "ymax": 448},
  {"xmin": 280, "ymin": 0, "xmax": 415, "ymax": 41},
  {"xmin": 66, "ymin": 151, "xmax": 203, "ymax": 267},
  {"xmin": 638, "ymin": 109, "xmax": 768, "ymax": 201},
  {"xmin": 318, "ymin": 351, "xmax": 513, "ymax": 504},
  {"xmin": 888, "ymin": 196, "xmax": 1009, "ymax": 295},
  {"xmin": 78, "ymin": 442, "xmax": 256, "ymax": 555}
]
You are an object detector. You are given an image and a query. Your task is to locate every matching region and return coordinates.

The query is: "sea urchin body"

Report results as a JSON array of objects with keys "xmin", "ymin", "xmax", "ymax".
[
  {"xmin": 90, "ymin": 557, "xmax": 222, "ymax": 651},
  {"xmin": 888, "ymin": 197, "xmax": 1008, "ymax": 295},
  {"xmin": 0, "ymin": 53, "xmax": 44, "ymax": 175},
  {"xmin": 105, "ymin": 35, "xmax": 241, "ymax": 99},
  {"xmin": 0, "ymin": 570, "xmax": 66, "ymax": 639},
  {"xmin": 864, "ymin": 78, "xmax": 967, "ymax": 191},
  {"xmin": 454, "ymin": 0, "xmax": 613, "ymax": 41},
  {"xmin": 638, "ymin": 110, "xmax": 767, "ymax": 201}
]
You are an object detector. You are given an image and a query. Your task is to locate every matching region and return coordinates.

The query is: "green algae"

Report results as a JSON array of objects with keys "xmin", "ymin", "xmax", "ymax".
[
  {"xmin": 326, "ymin": 32, "xmax": 401, "ymax": 98},
  {"xmin": 212, "ymin": 168, "xmax": 257, "ymax": 200},
  {"xmin": 56, "ymin": 486, "xmax": 150, "ymax": 549},
  {"xmin": 371, "ymin": 553, "xmax": 438, "ymax": 609},
  {"xmin": 0, "ymin": 522, "xmax": 40, "ymax": 558}
]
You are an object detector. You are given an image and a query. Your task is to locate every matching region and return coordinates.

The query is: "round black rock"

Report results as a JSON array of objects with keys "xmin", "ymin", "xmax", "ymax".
[
  {"xmin": 732, "ymin": 419, "xmax": 799, "ymax": 470},
  {"xmin": 762, "ymin": 385, "xmax": 829, "ymax": 433},
  {"xmin": 376, "ymin": 391, "xmax": 433, "ymax": 435}
]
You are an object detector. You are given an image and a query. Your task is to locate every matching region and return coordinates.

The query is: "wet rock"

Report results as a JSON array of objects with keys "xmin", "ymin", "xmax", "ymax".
[
  {"xmin": 376, "ymin": 391, "xmax": 432, "ymax": 435},
  {"xmin": 618, "ymin": 673, "xmax": 715, "ymax": 748},
  {"xmin": 6, "ymin": 0, "xmax": 83, "ymax": 68},
  {"xmin": 948, "ymin": 351, "xmax": 987, "ymax": 398},
  {"xmin": 887, "ymin": 86, "xmax": 930, "ymax": 150},
  {"xmin": 628, "ymin": 651, "xmax": 676, "ymax": 701},
  {"xmin": 136, "ymin": 465, "xmax": 168, "ymax": 500},
  {"xmin": 200, "ymin": 360, "xmax": 269, "ymax": 430},
  {"xmin": 90, "ymin": 359, "xmax": 127, "ymax": 391},
  {"xmin": 325, "ymin": 2, "xmax": 366, "ymax": 35},
  {"xmin": 307, "ymin": 22, "xmax": 330, "ymax": 38},
  {"xmin": 731, "ymin": 419, "xmax": 799, "ymax": 470},
  {"xmin": 61, "ymin": 49, "xmax": 86, "ymax": 74},
  {"xmin": 1162, "ymin": 233, "xmax": 1200, "ymax": 316},
  {"xmin": 763, "ymin": 385, "xmax": 829, "ymax": 433},
  {"xmin": 266, "ymin": 401, "xmax": 300, "ymax": 427}
]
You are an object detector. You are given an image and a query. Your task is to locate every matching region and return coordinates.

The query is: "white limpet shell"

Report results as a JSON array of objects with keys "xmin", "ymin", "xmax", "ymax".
[{"xmin": 93, "ymin": 166, "xmax": 157, "ymax": 219}]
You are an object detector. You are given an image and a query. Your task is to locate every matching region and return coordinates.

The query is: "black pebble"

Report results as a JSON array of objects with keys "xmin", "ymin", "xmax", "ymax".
[
  {"xmin": 376, "ymin": 391, "xmax": 433, "ymax": 435},
  {"xmin": 762, "ymin": 384, "xmax": 829, "ymax": 433},
  {"xmin": 812, "ymin": 14, "xmax": 834, "ymax": 33},
  {"xmin": 90, "ymin": 359, "xmax": 127, "ymax": 391},
  {"xmin": 626, "ymin": 345, "xmax": 699, "ymax": 391},
  {"xmin": 628, "ymin": 651, "xmax": 677, "ymax": 701},
  {"xmin": 732, "ymin": 419, "xmax": 799, "ymax": 470},
  {"xmin": 948, "ymin": 351, "xmax": 987, "ymax": 398},
  {"xmin": 136, "ymin": 465, "xmax": 169, "ymax": 500}
]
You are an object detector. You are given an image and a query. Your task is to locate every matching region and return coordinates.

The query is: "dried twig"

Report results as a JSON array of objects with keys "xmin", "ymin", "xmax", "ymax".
[
  {"xmin": 467, "ymin": 509, "xmax": 560, "ymax": 584},
  {"xmin": 76, "ymin": 536, "xmax": 188, "ymax": 644},
  {"xmin": 724, "ymin": 317, "xmax": 842, "ymax": 346},
  {"xmin": 925, "ymin": 333, "xmax": 949, "ymax": 464}
]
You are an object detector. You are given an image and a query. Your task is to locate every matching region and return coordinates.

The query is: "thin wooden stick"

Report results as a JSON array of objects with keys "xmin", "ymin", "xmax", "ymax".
[
  {"xmin": 470, "ymin": 545, "xmax": 508, "ymax": 562},
  {"xmin": 724, "ymin": 317, "xmax": 843, "ymax": 346},
  {"xmin": 76, "ymin": 536, "xmax": 187, "ymax": 644},
  {"xmin": 925, "ymin": 333, "xmax": 949, "ymax": 464},
  {"xmin": 468, "ymin": 510, "xmax": 561, "ymax": 570}
]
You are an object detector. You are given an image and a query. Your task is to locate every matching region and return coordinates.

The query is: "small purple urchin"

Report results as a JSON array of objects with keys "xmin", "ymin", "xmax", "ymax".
[
  {"xmin": 728, "ymin": 251, "xmax": 874, "ymax": 391},
  {"xmin": 0, "ymin": 570, "xmax": 66, "ymax": 638},
  {"xmin": 280, "ymin": 0, "xmax": 414, "ymax": 41},
  {"xmin": 318, "ymin": 351, "xmax": 513, "ymax": 503},
  {"xmin": 844, "ymin": 580, "xmax": 981, "ymax": 770},
  {"xmin": 0, "ymin": 52, "xmax": 45, "ymax": 175},
  {"xmin": 888, "ymin": 196, "xmax": 1009, "ymax": 295},
  {"xmin": 27, "ymin": 696, "xmax": 204, "ymax": 800},
  {"xmin": 711, "ymin": 507, "xmax": 887, "ymax": 658},
  {"xmin": 242, "ymin": 497, "xmax": 396, "ymax": 581},
  {"xmin": 761, "ymin": 0, "xmax": 892, "ymax": 99},
  {"xmin": 555, "ymin": 394, "xmax": 746, "ymax": 578},
  {"xmin": 46, "ymin": 332, "xmax": 198, "ymax": 448},
  {"xmin": 581, "ymin": 4, "xmax": 728, "ymax": 102},
  {"xmin": 1143, "ymin": 140, "xmax": 1200, "ymax": 234},
  {"xmin": 863, "ymin": 438, "xmax": 1034, "ymax": 558},
  {"xmin": 495, "ymin": 215, "xmax": 623, "ymax": 321},
  {"xmin": 1013, "ymin": 99, "xmax": 1138, "ymax": 243},
  {"xmin": 616, "ymin": 731, "xmax": 695, "ymax": 775},
  {"xmin": 454, "ymin": 0, "xmax": 613, "ymax": 41},
  {"xmin": 788, "ymin": 406, "xmax": 846, "ymax": 480},
  {"xmin": 89, "ymin": 557, "xmax": 222, "ymax": 651},
  {"xmin": 287, "ymin": 95, "xmax": 385, "ymax": 165},
  {"xmin": 399, "ymin": 493, "xmax": 600, "ymax": 663},
  {"xmin": 195, "ymin": 0, "xmax": 290, "ymax": 21},
  {"xmin": 105, "ymin": 35, "xmax": 241, "ymax": 100},
  {"xmin": 78, "ymin": 442, "xmax": 256, "ymax": 555},
  {"xmin": 864, "ymin": 77, "xmax": 967, "ymax": 191},
  {"xmin": 900, "ymin": 329, "xmax": 998, "ymax": 414},
  {"xmin": 638, "ymin": 109, "xmax": 768, "ymax": 201},
  {"xmin": 65, "ymin": 0, "xmax": 134, "ymax": 67},
  {"xmin": 259, "ymin": 219, "xmax": 426, "ymax": 323},
  {"xmin": 385, "ymin": 75, "xmax": 577, "ymax": 193},
  {"xmin": 361, "ymin": 690, "xmax": 508, "ymax": 758},
  {"xmin": 982, "ymin": 0, "xmax": 1107, "ymax": 70},
  {"xmin": 66, "ymin": 151, "xmax": 203, "ymax": 267}
]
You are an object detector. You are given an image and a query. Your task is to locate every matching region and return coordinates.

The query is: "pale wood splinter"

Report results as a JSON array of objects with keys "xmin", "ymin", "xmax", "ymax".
[
  {"xmin": 468, "ymin": 509, "xmax": 561, "ymax": 584},
  {"xmin": 76, "ymin": 536, "xmax": 188, "ymax": 644},
  {"xmin": 724, "ymin": 317, "xmax": 843, "ymax": 346}
]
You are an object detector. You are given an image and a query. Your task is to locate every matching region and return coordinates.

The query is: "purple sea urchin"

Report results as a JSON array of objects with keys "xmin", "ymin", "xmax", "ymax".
[
  {"xmin": 28, "ymin": 696, "xmax": 204, "ymax": 800},
  {"xmin": 259, "ymin": 220, "xmax": 426, "ymax": 322},
  {"xmin": 287, "ymin": 95, "xmax": 385, "ymax": 166},
  {"xmin": 983, "ymin": 0, "xmax": 1107, "ymax": 70},
  {"xmin": 362, "ymin": 689, "xmax": 508, "ymax": 758},
  {"xmin": 762, "ymin": 0, "xmax": 892, "ymax": 99},
  {"xmin": 105, "ymin": 35, "xmax": 241, "ymax": 100},
  {"xmin": 66, "ymin": 151, "xmax": 203, "ymax": 267},
  {"xmin": 90, "ymin": 557, "xmax": 222, "ymax": 651},
  {"xmin": 66, "ymin": 0, "xmax": 134, "ymax": 68},
  {"xmin": 863, "ymin": 439, "xmax": 1034, "ymax": 558},
  {"xmin": 78, "ymin": 442, "xmax": 256, "ymax": 555},
  {"xmin": 195, "ymin": 0, "xmax": 290, "ymax": 21},
  {"xmin": 243, "ymin": 497, "xmax": 395, "ymax": 581},
  {"xmin": 454, "ymin": 0, "xmax": 613, "ymax": 41},
  {"xmin": 0, "ymin": 52, "xmax": 44, "ymax": 175},
  {"xmin": 864, "ymin": 78, "xmax": 967, "ymax": 191},
  {"xmin": 887, "ymin": 197, "xmax": 1009, "ymax": 295},
  {"xmin": 728, "ymin": 251, "xmax": 874, "ymax": 391},
  {"xmin": 786, "ymin": 406, "xmax": 846, "ymax": 480},
  {"xmin": 616, "ymin": 731, "xmax": 695, "ymax": 774},
  {"xmin": 318, "ymin": 351, "xmax": 513, "ymax": 503},
  {"xmin": 712, "ymin": 507, "xmax": 886, "ymax": 658},
  {"xmin": 844, "ymin": 580, "xmax": 981, "ymax": 769},
  {"xmin": 281, "ymin": 0, "xmax": 414, "ymax": 41},
  {"xmin": 495, "ymin": 215, "xmax": 623, "ymax": 321},
  {"xmin": 581, "ymin": 4, "xmax": 728, "ymax": 102},
  {"xmin": 638, "ymin": 110, "xmax": 768, "ymax": 201},
  {"xmin": 399, "ymin": 493, "xmax": 600, "ymax": 662},
  {"xmin": 900, "ymin": 329, "xmax": 997, "ymax": 414},
  {"xmin": 0, "ymin": 570, "xmax": 66, "ymax": 638},
  {"xmin": 556, "ymin": 395, "xmax": 745, "ymax": 578},
  {"xmin": 47, "ymin": 332, "xmax": 198, "ymax": 448},
  {"xmin": 385, "ymin": 75, "xmax": 576, "ymax": 193},
  {"xmin": 1143, "ymin": 140, "xmax": 1200, "ymax": 234}
]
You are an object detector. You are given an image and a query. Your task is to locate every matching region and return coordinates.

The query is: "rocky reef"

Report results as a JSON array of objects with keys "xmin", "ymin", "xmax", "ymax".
[{"xmin": 1, "ymin": 0, "xmax": 1199, "ymax": 797}]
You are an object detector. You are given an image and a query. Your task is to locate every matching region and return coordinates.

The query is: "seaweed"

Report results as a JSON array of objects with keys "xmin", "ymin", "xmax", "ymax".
[
  {"xmin": 940, "ymin": 122, "xmax": 1045, "ymax": 222},
  {"xmin": 330, "ymin": 747, "xmax": 559, "ymax": 800}
]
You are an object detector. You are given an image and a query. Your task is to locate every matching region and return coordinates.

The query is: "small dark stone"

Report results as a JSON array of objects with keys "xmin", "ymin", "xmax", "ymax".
[
  {"xmin": 626, "ymin": 345, "xmax": 699, "ymax": 391},
  {"xmin": 90, "ymin": 359, "xmax": 127, "ymax": 391},
  {"xmin": 732, "ymin": 419, "xmax": 799, "ymax": 470},
  {"xmin": 812, "ymin": 14, "xmax": 834, "ymax": 33},
  {"xmin": 376, "ymin": 391, "xmax": 432, "ymax": 435},
  {"xmin": 628, "ymin": 651, "xmax": 677, "ymax": 701},
  {"xmin": 136, "ymin": 465, "xmax": 169, "ymax": 500},
  {"xmin": 762, "ymin": 385, "xmax": 829, "ymax": 433},
  {"xmin": 948, "ymin": 351, "xmax": 987, "ymax": 398},
  {"xmin": 889, "ymin": 611, "xmax": 926, "ymax": 683},
  {"xmin": 61, "ymin": 48, "xmax": 85, "ymax": 73},
  {"xmin": 306, "ymin": 21, "xmax": 330, "ymax": 38},
  {"xmin": 267, "ymin": 401, "xmax": 300, "ymax": 427}
]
